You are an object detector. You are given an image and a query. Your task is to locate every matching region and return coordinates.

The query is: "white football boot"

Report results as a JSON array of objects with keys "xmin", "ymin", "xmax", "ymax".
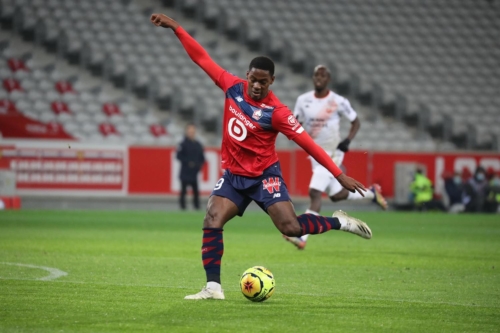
[
  {"xmin": 333, "ymin": 210, "xmax": 372, "ymax": 239},
  {"xmin": 184, "ymin": 287, "xmax": 225, "ymax": 300}
]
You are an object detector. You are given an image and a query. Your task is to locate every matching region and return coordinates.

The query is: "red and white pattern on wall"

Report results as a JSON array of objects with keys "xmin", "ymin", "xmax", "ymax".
[{"xmin": 0, "ymin": 141, "xmax": 127, "ymax": 195}]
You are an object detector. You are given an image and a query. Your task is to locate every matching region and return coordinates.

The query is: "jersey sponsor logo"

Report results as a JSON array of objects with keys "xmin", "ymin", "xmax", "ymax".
[
  {"xmin": 229, "ymin": 105, "xmax": 256, "ymax": 130},
  {"xmin": 252, "ymin": 109, "xmax": 263, "ymax": 120},
  {"xmin": 228, "ymin": 118, "xmax": 248, "ymax": 141},
  {"xmin": 262, "ymin": 177, "xmax": 281, "ymax": 194}
]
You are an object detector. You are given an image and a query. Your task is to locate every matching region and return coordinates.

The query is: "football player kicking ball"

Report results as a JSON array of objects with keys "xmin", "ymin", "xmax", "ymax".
[
  {"xmin": 283, "ymin": 65, "xmax": 388, "ymax": 250},
  {"xmin": 151, "ymin": 13, "xmax": 372, "ymax": 300}
]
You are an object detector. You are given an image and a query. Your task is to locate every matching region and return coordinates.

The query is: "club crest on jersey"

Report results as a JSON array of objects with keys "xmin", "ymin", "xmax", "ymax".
[
  {"xmin": 262, "ymin": 177, "xmax": 281, "ymax": 194},
  {"xmin": 252, "ymin": 109, "xmax": 263, "ymax": 120}
]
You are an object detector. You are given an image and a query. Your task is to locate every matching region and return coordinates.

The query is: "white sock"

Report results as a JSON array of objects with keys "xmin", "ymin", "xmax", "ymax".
[
  {"xmin": 301, "ymin": 209, "xmax": 319, "ymax": 242},
  {"xmin": 305, "ymin": 209, "xmax": 319, "ymax": 215},
  {"xmin": 347, "ymin": 189, "xmax": 374, "ymax": 200},
  {"xmin": 207, "ymin": 281, "xmax": 222, "ymax": 292}
]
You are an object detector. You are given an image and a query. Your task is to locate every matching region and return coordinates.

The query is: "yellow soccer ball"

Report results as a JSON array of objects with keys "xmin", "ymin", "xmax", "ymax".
[{"xmin": 240, "ymin": 266, "xmax": 275, "ymax": 302}]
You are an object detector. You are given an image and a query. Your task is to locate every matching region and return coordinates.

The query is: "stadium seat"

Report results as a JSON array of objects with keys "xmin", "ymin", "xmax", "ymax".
[
  {"xmin": 51, "ymin": 101, "xmax": 71, "ymax": 114},
  {"xmin": 98, "ymin": 123, "xmax": 119, "ymax": 136},
  {"xmin": 54, "ymin": 81, "xmax": 75, "ymax": 94},
  {"xmin": 3, "ymin": 77, "xmax": 22, "ymax": 92}
]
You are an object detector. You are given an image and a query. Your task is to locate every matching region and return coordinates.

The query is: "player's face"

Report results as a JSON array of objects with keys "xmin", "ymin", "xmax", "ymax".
[
  {"xmin": 246, "ymin": 68, "xmax": 275, "ymax": 100},
  {"xmin": 313, "ymin": 68, "xmax": 330, "ymax": 91}
]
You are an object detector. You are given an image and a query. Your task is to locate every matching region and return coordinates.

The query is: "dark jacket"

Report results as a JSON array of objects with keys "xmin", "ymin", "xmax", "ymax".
[
  {"xmin": 444, "ymin": 178, "xmax": 463, "ymax": 206},
  {"xmin": 176, "ymin": 137, "xmax": 205, "ymax": 182}
]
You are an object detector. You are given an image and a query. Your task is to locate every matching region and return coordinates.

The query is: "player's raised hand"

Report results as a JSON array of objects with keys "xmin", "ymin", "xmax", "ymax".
[
  {"xmin": 150, "ymin": 13, "xmax": 179, "ymax": 30},
  {"xmin": 336, "ymin": 173, "xmax": 367, "ymax": 196}
]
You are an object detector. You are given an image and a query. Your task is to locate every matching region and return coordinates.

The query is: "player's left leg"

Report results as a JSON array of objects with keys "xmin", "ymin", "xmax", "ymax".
[
  {"xmin": 253, "ymin": 164, "xmax": 371, "ymax": 239},
  {"xmin": 283, "ymin": 187, "xmax": 322, "ymax": 249},
  {"xmin": 267, "ymin": 201, "xmax": 372, "ymax": 239},
  {"xmin": 283, "ymin": 163, "xmax": 331, "ymax": 249}
]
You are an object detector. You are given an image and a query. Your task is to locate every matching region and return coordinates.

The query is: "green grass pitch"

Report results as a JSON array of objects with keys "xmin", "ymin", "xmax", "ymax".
[{"xmin": 0, "ymin": 210, "xmax": 499, "ymax": 332}]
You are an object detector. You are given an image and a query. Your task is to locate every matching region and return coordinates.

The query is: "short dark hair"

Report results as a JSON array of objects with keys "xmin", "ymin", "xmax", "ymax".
[{"xmin": 248, "ymin": 56, "xmax": 275, "ymax": 76}]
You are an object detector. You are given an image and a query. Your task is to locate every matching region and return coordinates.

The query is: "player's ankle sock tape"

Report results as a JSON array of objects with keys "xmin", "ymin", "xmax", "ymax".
[
  {"xmin": 202, "ymin": 228, "xmax": 223, "ymax": 284},
  {"xmin": 305, "ymin": 209, "xmax": 319, "ymax": 215},
  {"xmin": 297, "ymin": 214, "xmax": 341, "ymax": 234}
]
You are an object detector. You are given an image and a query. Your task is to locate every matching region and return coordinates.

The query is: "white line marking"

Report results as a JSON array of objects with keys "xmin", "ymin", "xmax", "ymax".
[{"xmin": 0, "ymin": 262, "xmax": 68, "ymax": 281}]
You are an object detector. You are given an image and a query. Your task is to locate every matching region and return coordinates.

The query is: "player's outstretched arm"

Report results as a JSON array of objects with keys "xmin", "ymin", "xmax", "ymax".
[
  {"xmin": 150, "ymin": 13, "xmax": 224, "ymax": 83},
  {"xmin": 294, "ymin": 132, "xmax": 366, "ymax": 196}
]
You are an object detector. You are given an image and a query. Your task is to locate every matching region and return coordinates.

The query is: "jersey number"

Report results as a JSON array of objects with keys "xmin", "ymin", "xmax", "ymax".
[
  {"xmin": 214, "ymin": 178, "xmax": 224, "ymax": 191},
  {"xmin": 228, "ymin": 118, "xmax": 247, "ymax": 141}
]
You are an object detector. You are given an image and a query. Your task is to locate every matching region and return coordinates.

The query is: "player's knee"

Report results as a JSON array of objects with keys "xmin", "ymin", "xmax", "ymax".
[
  {"xmin": 279, "ymin": 219, "xmax": 302, "ymax": 237},
  {"xmin": 203, "ymin": 209, "xmax": 223, "ymax": 228}
]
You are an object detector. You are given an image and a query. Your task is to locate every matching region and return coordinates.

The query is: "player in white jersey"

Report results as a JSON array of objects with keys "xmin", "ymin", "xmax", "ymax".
[{"xmin": 284, "ymin": 65, "xmax": 387, "ymax": 250}]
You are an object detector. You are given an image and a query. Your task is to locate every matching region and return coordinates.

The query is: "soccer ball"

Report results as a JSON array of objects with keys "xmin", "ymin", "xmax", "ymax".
[{"xmin": 240, "ymin": 266, "xmax": 275, "ymax": 302}]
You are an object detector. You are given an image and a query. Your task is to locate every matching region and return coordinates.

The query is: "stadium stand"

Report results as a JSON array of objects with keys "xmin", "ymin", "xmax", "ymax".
[
  {"xmin": 183, "ymin": 0, "xmax": 499, "ymax": 150},
  {"xmin": 1, "ymin": 0, "xmax": 496, "ymax": 151}
]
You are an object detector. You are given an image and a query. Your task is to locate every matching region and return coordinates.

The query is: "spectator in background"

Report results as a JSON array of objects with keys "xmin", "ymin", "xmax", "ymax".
[
  {"xmin": 444, "ymin": 171, "xmax": 465, "ymax": 213},
  {"xmin": 463, "ymin": 166, "xmax": 489, "ymax": 213},
  {"xmin": 410, "ymin": 168, "xmax": 445, "ymax": 211},
  {"xmin": 485, "ymin": 171, "xmax": 500, "ymax": 213},
  {"xmin": 176, "ymin": 124, "xmax": 205, "ymax": 210}
]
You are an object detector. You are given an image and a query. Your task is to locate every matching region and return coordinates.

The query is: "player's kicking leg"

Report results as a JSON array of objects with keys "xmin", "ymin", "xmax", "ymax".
[
  {"xmin": 269, "ymin": 201, "xmax": 372, "ymax": 241},
  {"xmin": 282, "ymin": 187, "xmax": 322, "ymax": 250},
  {"xmin": 284, "ymin": 179, "xmax": 385, "ymax": 250}
]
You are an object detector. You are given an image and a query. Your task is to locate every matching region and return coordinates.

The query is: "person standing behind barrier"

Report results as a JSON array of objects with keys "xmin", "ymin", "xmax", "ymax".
[{"xmin": 177, "ymin": 124, "xmax": 205, "ymax": 210}]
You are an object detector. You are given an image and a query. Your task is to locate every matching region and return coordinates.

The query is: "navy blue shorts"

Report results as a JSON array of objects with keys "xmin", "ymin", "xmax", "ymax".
[{"xmin": 211, "ymin": 162, "xmax": 291, "ymax": 216}]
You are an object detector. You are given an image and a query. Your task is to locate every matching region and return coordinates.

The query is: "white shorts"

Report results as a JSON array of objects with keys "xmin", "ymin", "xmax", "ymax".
[{"xmin": 309, "ymin": 150, "xmax": 345, "ymax": 196}]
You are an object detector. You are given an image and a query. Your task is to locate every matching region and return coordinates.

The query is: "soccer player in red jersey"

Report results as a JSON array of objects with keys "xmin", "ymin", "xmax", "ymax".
[{"xmin": 151, "ymin": 13, "xmax": 373, "ymax": 300}]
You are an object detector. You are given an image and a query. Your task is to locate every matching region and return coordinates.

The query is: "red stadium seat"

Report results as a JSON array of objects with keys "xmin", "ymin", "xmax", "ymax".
[
  {"xmin": 3, "ymin": 78, "xmax": 23, "ymax": 92},
  {"xmin": 149, "ymin": 124, "xmax": 167, "ymax": 137},
  {"xmin": 99, "ymin": 122, "xmax": 119, "ymax": 136},
  {"xmin": 55, "ymin": 81, "xmax": 75, "ymax": 94},
  {"xmin": 7, "ymin": 58, "xmax": 29, "ymax": 72},
  {"xmin": 102, "ymin": 103, "xmax": 121, "ymax": 116},
  {"xmin": 0, "ymin": 99, "xmax": 18, "ymax": 114},
  {"xmin": 51, "ymin": 101, "xmax": 71, "ymax": 114}
]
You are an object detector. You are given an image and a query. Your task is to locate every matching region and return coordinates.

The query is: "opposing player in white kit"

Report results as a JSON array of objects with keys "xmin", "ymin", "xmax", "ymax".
[{"xmin": 284, "ymin": 65, "xmax": 387, "ymax": 250}]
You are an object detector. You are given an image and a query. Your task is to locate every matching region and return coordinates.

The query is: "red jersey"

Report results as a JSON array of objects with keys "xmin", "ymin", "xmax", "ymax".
[
  {"xmin": 214, "ymin": 73, "xmax": 303, "ymax": 176},
  {"xmin": 174, "ymin": 27, "xmax": 342, "ymax": 179}
]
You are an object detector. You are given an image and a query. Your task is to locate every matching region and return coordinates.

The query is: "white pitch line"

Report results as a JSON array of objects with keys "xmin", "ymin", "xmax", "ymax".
[{"xmin": 0, "ymin": 262, "xmax": 68, "ymax": 281}]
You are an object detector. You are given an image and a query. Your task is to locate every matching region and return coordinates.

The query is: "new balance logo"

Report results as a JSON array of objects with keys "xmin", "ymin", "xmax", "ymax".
[
  {"xmin": 262, "ymin": 177, "xmax": 281, "ymax": 194},
  {"xmin": 235, "ymin": 96, "xmax": 243, "ymax": 102},
  {"xmin": 273, "ymin": 193, "xmax": 281, "ymax": 198}
]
